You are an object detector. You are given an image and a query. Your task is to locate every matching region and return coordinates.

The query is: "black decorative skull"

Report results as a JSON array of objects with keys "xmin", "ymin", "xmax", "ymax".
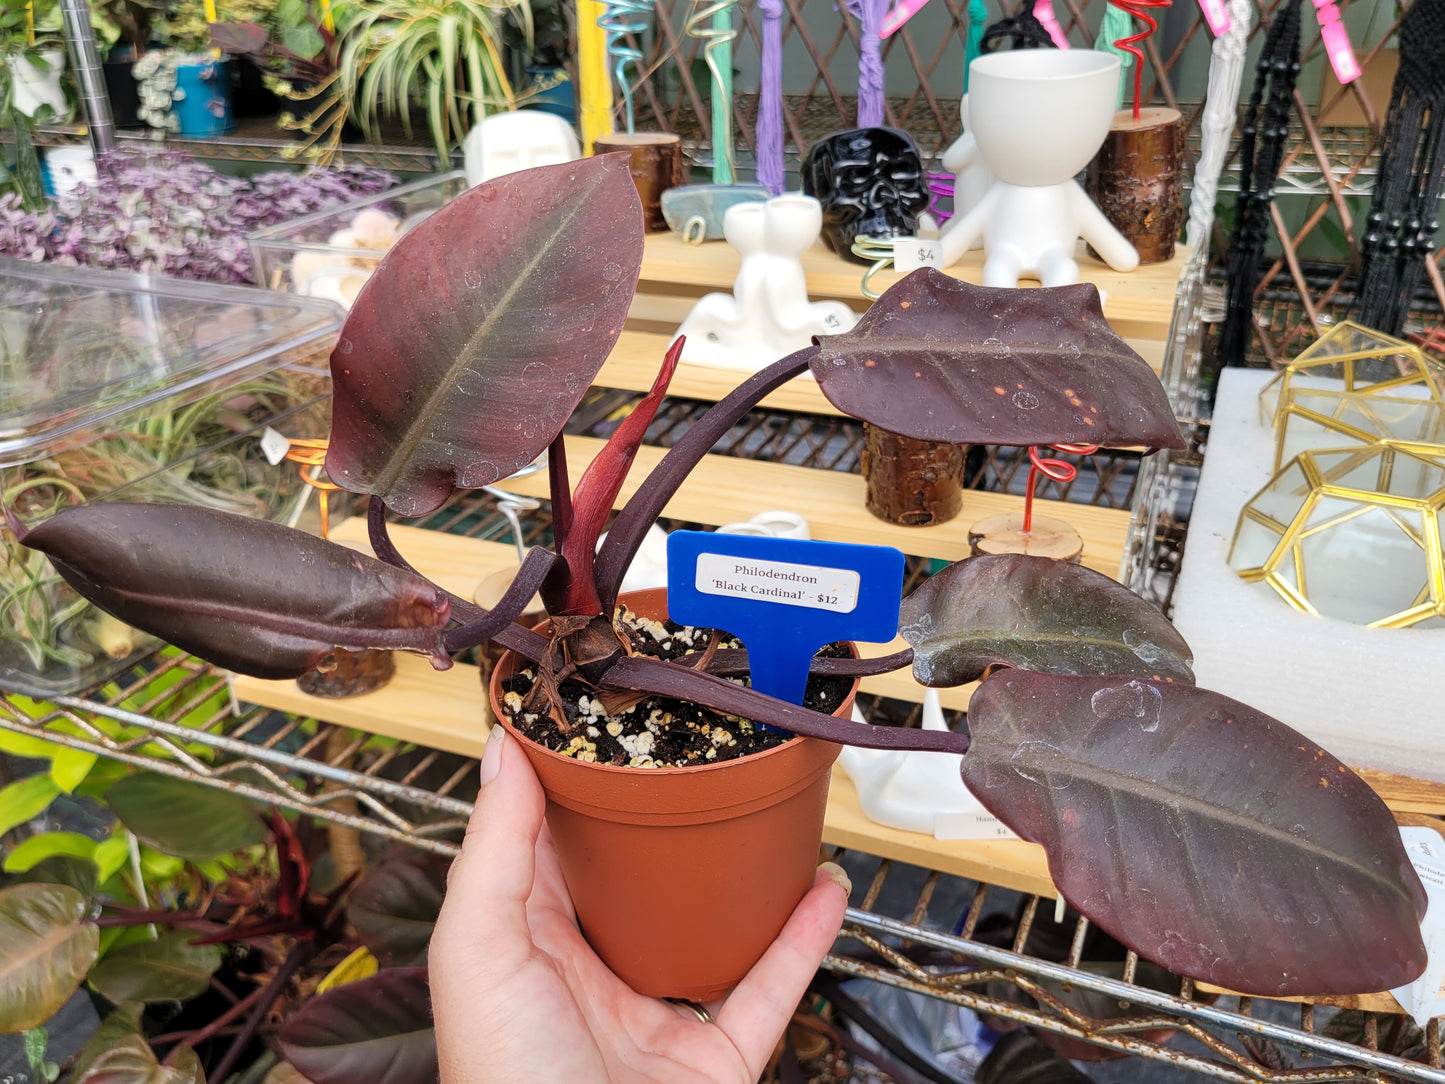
[{"xmin": 802, "ymin": 127, "xmax": 930, "ymax": 263}]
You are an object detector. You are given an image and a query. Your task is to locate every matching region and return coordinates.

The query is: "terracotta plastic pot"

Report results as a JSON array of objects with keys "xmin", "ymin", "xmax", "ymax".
[{"xmin": 489, "ymin": 587, "xmax": 856, "ymax": 1001}]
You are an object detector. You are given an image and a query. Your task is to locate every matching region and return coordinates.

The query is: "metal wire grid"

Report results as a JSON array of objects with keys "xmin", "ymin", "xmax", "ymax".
[{"xmin": 5, "ymin": 652, "xmax": 1445, "ymax": 1080}]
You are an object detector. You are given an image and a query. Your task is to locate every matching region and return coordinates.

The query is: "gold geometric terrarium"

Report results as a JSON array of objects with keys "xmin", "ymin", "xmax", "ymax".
[
  {"xmin": 1258, "ymin": 321, "xmax": 1445, "ymax": 470},
  {"xmin": 1228, "ymin": 443, "xmax": 1445, "ymax": 630}
]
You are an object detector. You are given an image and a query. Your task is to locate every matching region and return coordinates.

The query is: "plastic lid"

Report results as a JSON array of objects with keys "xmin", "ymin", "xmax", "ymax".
[{"xmin": 0, "ymin": 258, "xmax": 342, "ymax": 466}]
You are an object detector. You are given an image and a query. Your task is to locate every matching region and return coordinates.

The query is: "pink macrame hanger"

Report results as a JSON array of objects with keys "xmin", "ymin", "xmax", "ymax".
[{"xmin": 1033, "ymin": 0, "xmax": 1071, "ymax": 47}]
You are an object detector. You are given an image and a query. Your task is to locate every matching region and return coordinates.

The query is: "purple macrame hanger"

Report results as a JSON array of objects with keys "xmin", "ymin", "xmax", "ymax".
[
  {"xmin": 757, "ymin": 0, "xmax": 786, "ymax": 194},
  {"xmin": 847, "ymin": 0, "xmax": 891, "ymax": 127}
]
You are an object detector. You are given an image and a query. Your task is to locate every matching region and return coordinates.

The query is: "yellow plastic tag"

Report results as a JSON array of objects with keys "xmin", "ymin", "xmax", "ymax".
[{"xmin": 316, "ymin": 946, "xmax": 379, "ymax": 994}]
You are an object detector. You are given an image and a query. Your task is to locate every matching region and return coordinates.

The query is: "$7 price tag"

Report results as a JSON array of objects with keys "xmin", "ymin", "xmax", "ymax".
[{"xmin": 893, "ymin": 238, "xmax": 943, "ymax": 274}]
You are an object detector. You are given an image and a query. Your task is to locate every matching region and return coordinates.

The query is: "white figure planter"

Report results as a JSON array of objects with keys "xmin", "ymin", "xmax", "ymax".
[
  {"xmin": 675, "ymin": 194, "xmax": 859, "ymax": 371},
  {"xmin": 938, "ymin": 51, "xmax": 1139, "ymax": 287},
  {"xmin": 462, "ymin": 110, "xmax": 582, "ymax": 186},
  {"xmin": 838, "ymin": 692, "xmax": 1015, "ymax": 840},
  {"xmin": 938, "ymin": 96, "xmax": 993, "ymax": 251}
]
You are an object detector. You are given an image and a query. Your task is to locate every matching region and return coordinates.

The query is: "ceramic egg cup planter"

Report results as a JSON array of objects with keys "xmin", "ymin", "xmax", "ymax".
[{"xmin": 488, "ymin": 587, "xmax": 859, "ymax": 1001}]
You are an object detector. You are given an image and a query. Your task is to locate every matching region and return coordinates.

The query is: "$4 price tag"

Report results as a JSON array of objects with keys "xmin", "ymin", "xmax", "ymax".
[{"xmin": 893, "ymin": 238, "xmax": 943, "ymax": 274}]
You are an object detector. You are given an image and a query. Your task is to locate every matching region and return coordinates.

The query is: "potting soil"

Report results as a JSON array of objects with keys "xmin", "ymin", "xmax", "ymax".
[{"xmin": 498, "ymin": 606, "xmax": 852, "ymax": 768}]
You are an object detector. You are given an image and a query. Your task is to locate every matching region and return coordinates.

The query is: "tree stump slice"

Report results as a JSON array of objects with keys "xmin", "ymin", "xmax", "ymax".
[
  {"xmin": 861, "ymin": 423, "xmax": 965, "ymax": 527},
  {"xmin": 968, "ymin": 511, "xmax": 1083, "ymax": 562},
  {"xmin": 1086, "ymin": 107, "xmax": 1186, "ymax": 265},
  {"xmin": 297, "ymin": 648, "xmax": 396, "ymax": 698},
  {"xmin": 593, "ymin": 132, "xmax": 686, "ymax": 232}
]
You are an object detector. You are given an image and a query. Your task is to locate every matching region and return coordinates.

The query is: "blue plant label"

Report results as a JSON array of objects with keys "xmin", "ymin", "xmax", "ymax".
[{"xmin": 666, "ymin": 531, "xmax": 905, "ymax": 706}]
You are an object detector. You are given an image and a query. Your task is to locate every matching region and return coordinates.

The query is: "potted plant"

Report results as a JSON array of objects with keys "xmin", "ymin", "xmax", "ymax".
[
  {"xmin": 7, "ymin": 155, "xmax": 1430, "ymax": 1005},
  {"xmin": 325, "ymin": 0, "xmax": 531, "ymax": 163}
]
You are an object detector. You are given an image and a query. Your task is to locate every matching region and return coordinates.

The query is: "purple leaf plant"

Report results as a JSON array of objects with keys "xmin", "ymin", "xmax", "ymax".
[
  {"xmin": 7, "ymin": 153, "xmax": 1428, "ymax": 1001},
  {"xmin": 0, "ymin": 146, "xmax": 395, "ymax": 283}
]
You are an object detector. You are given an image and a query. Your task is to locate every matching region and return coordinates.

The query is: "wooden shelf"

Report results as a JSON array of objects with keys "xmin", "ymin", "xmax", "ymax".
[
  {"xmin": 637, "ymin": 231, "xmax": 1189, "ymax": 347},
  {"xmin": 505, "ymin": 435, "xmax": 1133, "ymax": 579}
]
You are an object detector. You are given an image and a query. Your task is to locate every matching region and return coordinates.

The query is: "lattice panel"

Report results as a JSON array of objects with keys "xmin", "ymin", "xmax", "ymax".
[{"xmin": 597, "ymin": 0, "xmax": 1441, "ymax": 359}]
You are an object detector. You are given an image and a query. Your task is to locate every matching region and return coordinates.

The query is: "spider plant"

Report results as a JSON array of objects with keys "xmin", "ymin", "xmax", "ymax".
[{"xmin": 329, "ymin": 0, "xmax": 532, "ymax": 163}]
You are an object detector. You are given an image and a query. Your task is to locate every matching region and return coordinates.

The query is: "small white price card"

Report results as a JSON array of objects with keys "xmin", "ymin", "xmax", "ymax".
[
  {"xmin": 695, "ymin": 553, "xmax": 860, "ymax": 615},
  {"xmin": 893, "ymin": 238, "xmax": 943, "ymax": 274}
]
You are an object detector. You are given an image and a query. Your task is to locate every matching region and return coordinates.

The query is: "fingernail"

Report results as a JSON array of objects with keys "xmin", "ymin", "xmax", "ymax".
[
  {"xmin": 479, "ymin": 726, "xmax": 506, "ymax": 786},
  {"xmin": 818, "ymin": 861, "xmax": 851, "ymax": 896}
]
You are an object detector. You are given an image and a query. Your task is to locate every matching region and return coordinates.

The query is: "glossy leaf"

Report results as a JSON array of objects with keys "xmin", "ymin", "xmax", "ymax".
[
  {"xmin": 87, "ymin": 929, "xmax": 223, "ymax": 1004},
  {"xmin": 0, "ymin": 774, "xmax": 61, "ymax": 837},
  {"xmin": 70, "ymin": 1003, "xmax": 146, "ymax": 1081},
  {"xmin": 76, "ymin": 1034, "xmax": 204, "ymax": 1084},
  {"xmin": 18, "ymin": 504, "xmax": 451, "ymax": 680},
  {"xmin": 347, "ymin": 854, "xmax": 448, "ymax": 966},
  {"xmin": 4, "ymin": 831, "xmax": 98, "ymax": 873},
  {"xmin": 899, "ymin": 555, "xmax": 1193, "ymax": 687},
  {"xmin": 964, "ymin": 671, "xmax": 1428, "ymax": 996},
  {"xmin": 808, "ymin": 271, "xmax": 1184, "ymax": 450},
  {"xmin": 0, "ymin": 883, "xmax": 100, "ymax": 1033},
  {"xmin": 106, "ymin": 774, "xmax": 267, "ymax": 862},
  {"xmin": 52, "ymin": 747, "xmax": 100, "ymax": 793},
  {"xmin": 22, "ymin": 855, "xmax": 101, "ymax": 900},
  {"xmin": 279, "ymin": 968, "xmax": 436, "ymax": 1084},
  {"xmin": 326, "ymin": 155, "xmax": 644, "ymax": 517}
]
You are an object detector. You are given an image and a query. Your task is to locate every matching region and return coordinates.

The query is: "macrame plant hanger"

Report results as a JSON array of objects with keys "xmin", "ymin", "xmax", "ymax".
[
  {"xmin": 1353, "ymin": 0, "xmax": 1445, "ymax": 337},
  {"xmin": 1218, "ymin": 0, "xmax": 1304, "ymax": 368}
]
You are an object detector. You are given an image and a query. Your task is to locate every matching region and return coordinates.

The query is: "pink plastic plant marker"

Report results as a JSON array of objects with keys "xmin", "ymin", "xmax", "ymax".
[
  {"xmin": 1196, "ymin": 0, "xmax": 1231, "ymax": 36},
  {"xmin": 1314, "ymin": 0, "xmax": 1361, "ymax": 85},
  {"xmin": 1034, "ymin": 0, "xmax": 1071, "ymax": 48},
  {"xmin": 882, "ymin": 0, "xmax": 931, "ymax": 39}
]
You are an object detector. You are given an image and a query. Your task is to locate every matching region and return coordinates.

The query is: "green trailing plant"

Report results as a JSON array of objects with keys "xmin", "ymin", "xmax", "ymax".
[
  {"xmin": 5, "ymin": 154, "xmax": 1431, "ymax": 1004},
  {"xmin": 290, "ymin": 0, "xmax": 532, "ymax": 163}
]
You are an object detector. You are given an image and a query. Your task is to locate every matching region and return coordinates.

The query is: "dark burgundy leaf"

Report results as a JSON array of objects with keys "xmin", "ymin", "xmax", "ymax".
[
  {"xmin": 326, "ymin": 155, "xmax": 644, "ymax": 517},
  {"xmin": 279, "ymin": 967, "xmax": 436, "ymax": 1084},
  {"xmin": 347, "ymin": 854, "xmax": 448, "ymax": 966},
  {"xmin": 18, "ymin": 503, "xmax": 450, "ymax": 679},
  {"xmin": 899, "ymin": 555, "xmax": 1193, "ymax": 686},
  {"xmin": 963, "ymin": 671, "xmax": 1427, "ymax": 996},
  {"xmin": 808, "ymin": 270, "xmax": 1184, "ymax": 450}
]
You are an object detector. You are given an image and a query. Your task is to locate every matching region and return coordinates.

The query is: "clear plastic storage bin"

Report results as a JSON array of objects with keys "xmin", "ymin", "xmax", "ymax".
[
  {"xmin": 0, "ymin": 257, "xmax": 342, "ymax": 695},
  {"xmin": 247, "ymin": 171, "xmax": 468, "ymax": 308}
]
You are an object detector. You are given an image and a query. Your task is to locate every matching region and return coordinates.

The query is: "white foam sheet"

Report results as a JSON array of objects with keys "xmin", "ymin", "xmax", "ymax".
[{"xmin": 1171, "ymin": 368, "xmax": 1445, "ymax": 783}]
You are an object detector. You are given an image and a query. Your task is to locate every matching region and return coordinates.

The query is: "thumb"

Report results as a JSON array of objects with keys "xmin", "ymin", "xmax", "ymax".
[{"xmin": 433, "ymin": 726, "xmax": 546, "ymax": 962}]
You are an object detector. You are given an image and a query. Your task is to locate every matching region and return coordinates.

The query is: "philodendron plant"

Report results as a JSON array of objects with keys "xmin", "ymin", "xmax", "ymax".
[{"xmin": 7, "ymin": 155, "xmax": 1427, "ymax": 1000}]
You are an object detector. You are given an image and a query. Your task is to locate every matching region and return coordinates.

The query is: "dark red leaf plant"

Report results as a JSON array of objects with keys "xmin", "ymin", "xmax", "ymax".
[{"xmin": 6, "ymin": 154, "xmax": 1428, "ymax": 999}]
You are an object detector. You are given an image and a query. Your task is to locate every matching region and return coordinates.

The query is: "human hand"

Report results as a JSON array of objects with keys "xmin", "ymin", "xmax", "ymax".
[{"xmin": 429, "ymin": 725, "xmax": 852, "ymax": 1083}]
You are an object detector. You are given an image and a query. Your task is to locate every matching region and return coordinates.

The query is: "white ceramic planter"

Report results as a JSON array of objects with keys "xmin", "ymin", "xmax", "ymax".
[
  {"xmin": 12, "ymin": 49, "xmax": 68, "ymax": 119},
  {"xmin": 462, "ymin": 109, "xmax": 581, "ymax": 186},
  {"xmin": 939, "ymin": 51, "xmax": 1139, "ymax": 286},
  {"xmin": 939, "ymin": 96, "xmax": 993, "ymax": 251},
  {"xmin": 676, "ymin": 194, "xmax": 858, "ymax": 371}
]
